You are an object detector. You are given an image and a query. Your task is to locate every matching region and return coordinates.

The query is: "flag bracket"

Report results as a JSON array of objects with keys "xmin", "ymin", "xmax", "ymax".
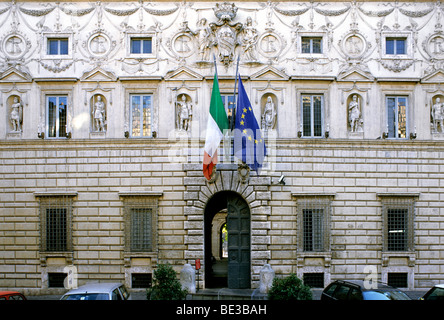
[
  {"xmin": 207, "ymin": 166, "xmax": 219, "ymax": 183},
  {"xmin": 237, "ymin": 163, "xmax": 250, "ymax": 184}
]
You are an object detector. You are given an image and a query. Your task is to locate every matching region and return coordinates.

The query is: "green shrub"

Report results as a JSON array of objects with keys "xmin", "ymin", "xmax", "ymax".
[
  {"xmin": 267, "ymin": 273, "xmax": 312, "ymax": 300},
  {"xmin": 147, "ymin": 263, "xmax": 187, "ymax": 300}
]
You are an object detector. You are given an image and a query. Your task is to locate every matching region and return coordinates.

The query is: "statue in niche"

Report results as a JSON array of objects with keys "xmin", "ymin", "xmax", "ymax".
[
  {"xmin": 348, "ymin": 95, "xmax": 363, "ymax": 133},
  {"xmin": 262, "ymin": 95, "xmax": 276, "ymax": 131},
  {"xmin": 241, "ymin": 17, "xmax": 258, "ymax": 62},
  {"xmin": 431, "ymin": 97, "xmax": 444, "ymax": 133},
  {"xmin": 10, "ymin": 96, "xmax": 23, "ymax": 132},
  {"xmin": 176, "ymin": 94, "xmax": 192, "ymax": 131},
  {"xmin": 92, "ymin": 95, "xmax": 106, "ymax": 132}
]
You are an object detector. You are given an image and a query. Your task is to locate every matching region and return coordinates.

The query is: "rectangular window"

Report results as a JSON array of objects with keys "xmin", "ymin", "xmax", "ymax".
[
  {"xmin": 387, "ymin": 96, "xmax": 408, "ymax": 139},
  {"xmin": 387, "ymin": 208, "xmax": 409, "ymax": 251},
  {"xmin": 46, "ymin": 208, "xmax": 67, "ymax": 252},
  {"xmin": 131, "ymin": 273, "xmax": 152, "ymax": 288},
  {"xmin": 302, "ymin": 37, "xmax": 322, "ymax": 54},
  {"xmin": 387, "ymin": 273, "xmax": 408, "ymax": 288},
  {"xmin": 48, "ymin": 38, "xmax": 68, "ymax": 55},
  {"xmin": 386, "ymin": 38, "xmax": 406, "ymax": 55},
  {"xmin": 302, "ymin": 94, "xmax": 324, "ymax": 137},
  {"xmin": 221, "ymin": 94, "xmax": 235, "ymax": 119},
  {"xmin": 121, "ymin": 195, "xmax": 160, "ymax": 254},
  {"xmin": 130, "ymin": 94, "xmax": 152, "ymax": 137},
  {"xmin": 303, "ymin": 209, "xmax": 324, "ymax": 251},
  {"xmin": 48, "ymin": 273, "xmax": 67, "ymax": 288},
  {"xmin": 297, "ymin": 197, "xmax": 331, "ymax": 253},
  {"xmin": 382, "ymin": 197, "xmax": 415, "ymax": 252},
  {"xmin": 130, "ymin": 208, "xmax": 153, "ymax": 252},
  {"xmin": 38, "ymin": 195, "xmax": 74, "ymax": 253},
  {"xmin": 303, "ymin": 273, "xmax": 324, "ymax": 288},
  {"xmin": 47, "ymin": 95, "xmax": 68, "ymax": 138},
  {"xmin": 131, "ymin": 38, "xmax": 152, "ymax": 54}
]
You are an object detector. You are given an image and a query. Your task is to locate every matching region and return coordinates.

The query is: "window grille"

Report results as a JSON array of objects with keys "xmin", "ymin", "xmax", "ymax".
[
  {"xmin": 387, "ymin": 273, "xmax": 408, "ymax": 288},
  {"xmin": 46, "ymin": 208, "xmax": 67, "ymax": 252},
  {"xmin": 122, "ymin": 195, "xmax": 159, "ymax": 253},
  {"xmin": 297, "ymin": 197, "xmax": 331, "ymax": 252},
  {"xmin": 130, "ymin": 208, "xmax": 153, "ymax": 252},
  {"xmin": 38, "ymin": 195, "xmax": 74, "ymax": 253},
  {"xmin": 303, "ymin": 273, "xmax": 324, "ymax": 288},
  {"xmin": 48, "ymin": 272, "xmax": 66, "ymax": 288},
  {"xmin": 387, "ymin": 208, "xmax": 408, "ymax": 251},
  {"xmin": 382, "ymin": 197, "xmax": 415, "ymax": 252},
  {"xmin": 131, "ymin": 273, "xmax": 152, "ymax": 288},
  {"xmin": 303, "ymin": 209, "xmax": 324, "ymax": 251}
]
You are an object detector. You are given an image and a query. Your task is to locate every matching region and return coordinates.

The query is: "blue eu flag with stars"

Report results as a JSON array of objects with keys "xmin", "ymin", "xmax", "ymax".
[{"xmin": 234, "ymin": 75, "xmax": 267, "ymax": 174}]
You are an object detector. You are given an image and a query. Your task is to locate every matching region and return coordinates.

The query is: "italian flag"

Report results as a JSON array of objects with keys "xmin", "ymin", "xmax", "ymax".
[{"xmin": 203, "ymin": 74, "xmax": 229, "ymax": 180}]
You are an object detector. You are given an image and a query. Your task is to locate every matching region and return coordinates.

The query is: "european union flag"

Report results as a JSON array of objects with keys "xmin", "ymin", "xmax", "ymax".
[{"xmin": 234, "ymin": 75, "xmax": 267, "ymax": 174}]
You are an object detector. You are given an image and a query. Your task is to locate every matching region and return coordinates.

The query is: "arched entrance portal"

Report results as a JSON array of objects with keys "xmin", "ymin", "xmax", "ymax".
[{"xmin": 204, "ymin": 191, "xmax": 251, "ymax": 289}]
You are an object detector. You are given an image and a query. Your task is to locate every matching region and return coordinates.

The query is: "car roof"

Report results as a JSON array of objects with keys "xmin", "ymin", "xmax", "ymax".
[
  {"xmin": 0, "ymin": 291, "xmax": 24, "ymax": 296},
  {"xmin": 434, "ymin": 284, "xmax": 444, "ymax": 289},
  {"xmin": 63, "ymin": 282, "xmax": 123, "ymax": 295},
  {"xmin": 331, "ymin": 280, "xmax": 398, "ymax": 290}
]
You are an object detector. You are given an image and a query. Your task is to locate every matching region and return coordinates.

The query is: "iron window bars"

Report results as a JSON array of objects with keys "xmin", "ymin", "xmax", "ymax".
[
  {"xmin": 122, "ymin": 195, "xmax": 159, "ymax": 253},
  {"xmin": 382, "ymin": 196, "xmax": 415, "ymax": 252},
  {"xmin": 297, "ymin": 197, "xmax": 332, "ymax": 253},
  {"xmin": 38, "ymin": 195, "xmax": 74, "ymax": 253}
]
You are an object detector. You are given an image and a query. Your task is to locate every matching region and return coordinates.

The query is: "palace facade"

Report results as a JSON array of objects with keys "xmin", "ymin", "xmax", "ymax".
[{"xmin": 1, "ymin": 0, "xmax": 444, "ymax": 295}]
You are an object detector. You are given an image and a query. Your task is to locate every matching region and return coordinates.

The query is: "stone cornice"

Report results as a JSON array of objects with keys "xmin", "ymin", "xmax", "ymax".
[
  {"xmin": 2, "ymin": 137, "xmax": 444, "ymax": 149},
  {"xmin": 34, "ymin": 191, "xmax": 78, "ymax": 197}
]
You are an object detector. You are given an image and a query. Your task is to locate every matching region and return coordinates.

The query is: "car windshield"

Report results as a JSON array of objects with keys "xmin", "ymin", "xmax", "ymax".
[
  {"xmin": 120, "ymin": 286, "xmax": 130, "ymax": 300},
  {"xmin": 62, "ymin": 293, "xmax": 109, "ymax": 300},
  {"xmin": 363, "ymin": 290, "xmax": 410, "ymax": 300},
  {"xmin": 424, "ymin": 287, "xmax": 444, "ymax": 300}
]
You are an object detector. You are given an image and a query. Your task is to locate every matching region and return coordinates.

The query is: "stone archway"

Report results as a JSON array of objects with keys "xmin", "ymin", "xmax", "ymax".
[
  {"xmin": 183, "ymin": 163, "xmax": 272, "ymax": 290},
  {"xmin": 204, "ymin": 190, "xmax": 250, "ymax": 289}
]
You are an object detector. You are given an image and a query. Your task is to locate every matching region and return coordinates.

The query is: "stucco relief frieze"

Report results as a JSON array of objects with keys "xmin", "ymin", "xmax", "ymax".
[{"xmin": 0, "ymin": 1, "xmax": 442, "ymax": 79}]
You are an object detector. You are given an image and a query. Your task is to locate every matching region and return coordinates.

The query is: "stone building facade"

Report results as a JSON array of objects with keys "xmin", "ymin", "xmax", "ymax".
[{"xmin": 1, "ymin": 0, "xmax": 444, "ymax": 295}]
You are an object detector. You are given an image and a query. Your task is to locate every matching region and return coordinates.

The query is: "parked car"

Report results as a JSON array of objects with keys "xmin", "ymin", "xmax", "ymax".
[
  {"xmin": 420, "ymin": 284, "xmax": 444, "ymax": 300},
  {"xmin": 321, "ymin": 280, "xmax": 411, "ymax": 301},
  {"xmin": 60, "ymin": 283, "xmax": 131, "ymax": 300},
  {"xmin": 0, "ymin": 291, "xmax": 27, "ymax": 300}
]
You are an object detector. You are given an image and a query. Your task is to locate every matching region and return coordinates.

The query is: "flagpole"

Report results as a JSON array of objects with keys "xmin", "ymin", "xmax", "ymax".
[
  {"xmin": 231, "ymin": 56, "xmax": 240, "ymax": 160},
  {"xmin": 213, "ymin": 54, "xmax": 218, "ymax": 77},
  {"xmin": 231, "ymin": 55, "xmax": 240, "ymax": 131}
]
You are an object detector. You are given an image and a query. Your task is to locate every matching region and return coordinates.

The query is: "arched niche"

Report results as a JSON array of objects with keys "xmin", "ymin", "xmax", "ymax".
[{"xmin": 90, "ymin": 94, "xmax": 107, "ymax": 132}]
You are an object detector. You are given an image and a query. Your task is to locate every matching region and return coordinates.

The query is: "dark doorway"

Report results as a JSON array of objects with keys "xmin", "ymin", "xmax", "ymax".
[{"xmin": 204, "ymin": 191, "xmax": 251, "ymax": 289}]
